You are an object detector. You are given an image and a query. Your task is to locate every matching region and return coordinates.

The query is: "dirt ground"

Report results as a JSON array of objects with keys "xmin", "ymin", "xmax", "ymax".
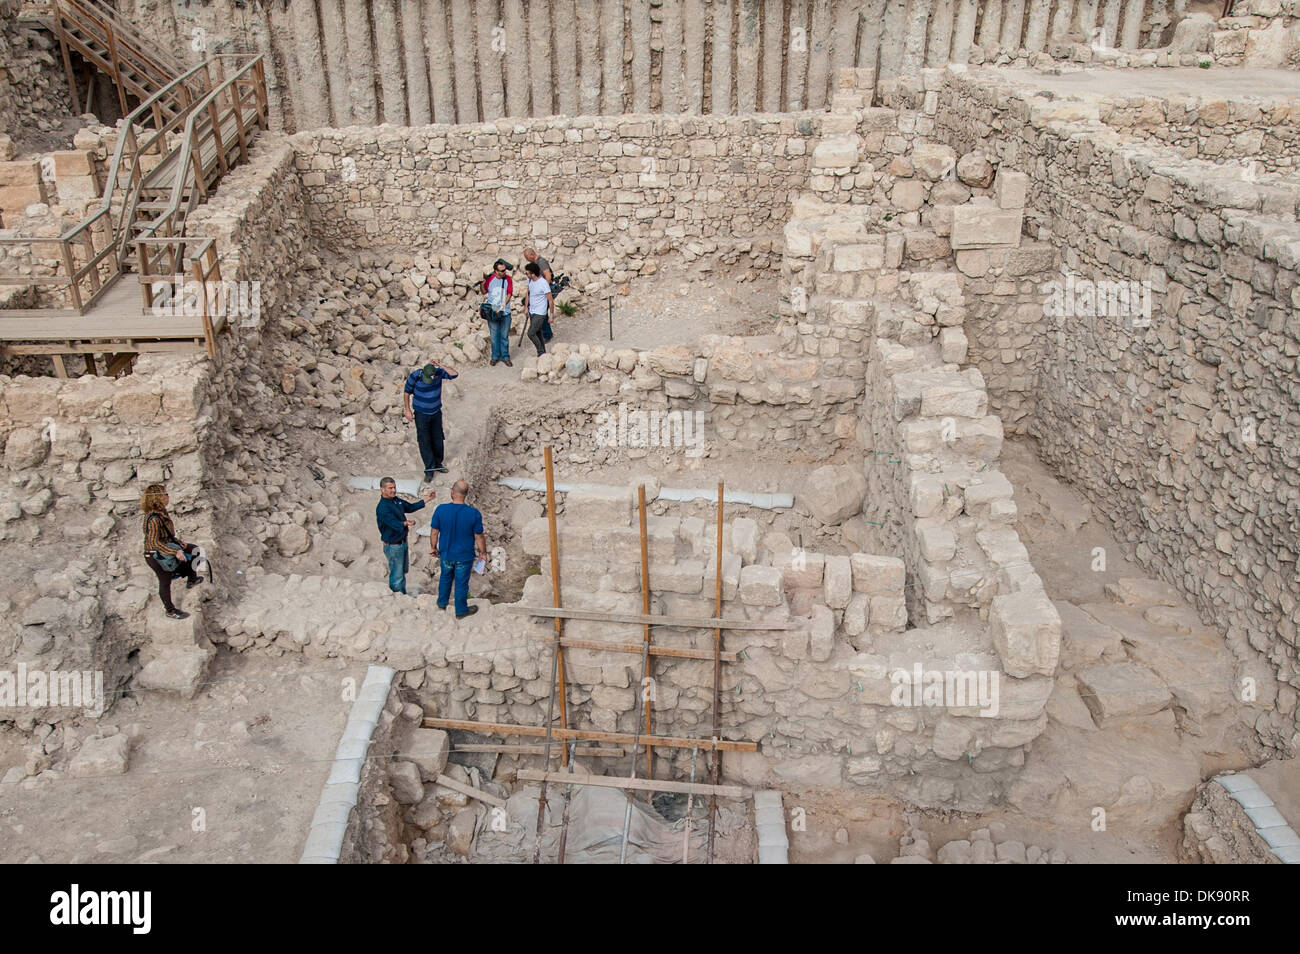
[{"xmin": 0, "ymin": 652, "xmax": 365, "ymax": 863}]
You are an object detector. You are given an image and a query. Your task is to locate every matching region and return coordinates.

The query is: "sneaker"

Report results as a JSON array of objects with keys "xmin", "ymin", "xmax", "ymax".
[
  {"xmin": 424, "ymin": 471, "xmax": 436, "ymax": 481},
  {"xmin": 434, "ymin": 466, "xmax": 449, "ymax": 474},
  {"xmin": 490, "ymin": 359, "xmax": 499, "ymax": 366},
  {"xmin": 165, "ymin": 609, "xmax": 190, "ymax": 620},
  {"xmin": 504, "ymin": 359, "xmax": 513, "ymax": 367},
  {"xmin": 186, "ymin": 578, "xmax": 202, "ymax": 589},
  {"xmin": 437, "ymin": 603, "xmax": 448, "ymax": 611},
  {"xmin": 455, "ymin": 605, "xmax": 479, "ymax": 620}
]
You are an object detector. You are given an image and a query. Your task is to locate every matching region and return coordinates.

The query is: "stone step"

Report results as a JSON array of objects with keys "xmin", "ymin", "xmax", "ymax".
[{"xmin": 135, "ymin": 646, "xmax": 214, "ymax": 701}]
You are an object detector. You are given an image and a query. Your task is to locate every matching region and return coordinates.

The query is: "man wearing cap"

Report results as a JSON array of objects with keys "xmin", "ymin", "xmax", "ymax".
[{"xmin": 403, "ymin": 358, "xmax": 458, "ymax": 482}]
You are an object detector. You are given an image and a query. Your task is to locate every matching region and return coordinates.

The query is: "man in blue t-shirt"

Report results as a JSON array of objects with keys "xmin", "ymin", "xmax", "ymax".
[
  {"xmin": 375, "ymin": 477, "xmax": 436, "ymax": 595},
  {"xmin": 429, "ymin": 479, "xmax": 486, "ymax": 619},
  {"xmin": 403, "ymin": 359, "xmax": 458, "ymax": 482}
]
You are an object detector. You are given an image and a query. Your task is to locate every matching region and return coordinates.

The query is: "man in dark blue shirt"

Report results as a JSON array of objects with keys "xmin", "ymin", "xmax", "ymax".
[
  {"xmin": 403, "ymin": 359, "xmax": 459, "ymax": 482},
  {"xmin": 429, "ymin": 479, "xmax": 486, "ymax": 618},
  {"xmin": 376, "ymin": 477, "xmax": 435, "ymax": 595}
]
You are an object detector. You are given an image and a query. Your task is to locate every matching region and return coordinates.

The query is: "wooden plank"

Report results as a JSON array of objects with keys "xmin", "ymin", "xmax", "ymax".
[
  {"xmin": 558, "ymin": 637, "xmax": 739, "ymax": 663},
  {"xmin": 432, "ymin": 772, "xmax": 506, "ymax": 808},
  {"xmin": 423, "ymin": 717, "xmax": 759, "ymax": 753},
  {"xmin": 509, "ymin": 604, "xmax": 794, "ymax": 631},
  {"xmin": 450, "ymin": 744, "xmax": 625, "ymax": 757},
  {"xmin": 517, "ymin": 769, "xmax": 747, "ymax": 800}
]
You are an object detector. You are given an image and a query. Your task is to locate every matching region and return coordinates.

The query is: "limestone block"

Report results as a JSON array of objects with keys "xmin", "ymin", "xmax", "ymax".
[
  {"xmin": 808, "ymin": 604, "xmax": 835, "ymax": 662},
  {"xmin": 912, "ymin": 142, "xmax": 958, "ymax": 181},
  {"xmin": 68, "ymin": 734, "xmax": 130, "ymax": 778},
  {"xmin": 991, "ymin": 590, "xmax": 1062, "ymax": 678},
  {"xmin": 775, "ymin": 549, "xmax": 825, "ymax": 589},
  {"xmin": 739, "ymin": 565, "xmax": 784, "ymax": 607},
  {"xmin": 650, "ymin": 559, "xmax": 705, "ymax": 595},
  {"xmin": 891, "ymin": 179, "xmax": 927, "ymax": 211},
  {"xmin": 565, "ymin": 485, "xmax": 632, "ymax": 527},
  {"xmin": 868, "ymin": 595, "xmax": 907, "ymax": 633},
  {"xmin": 823, "ymin": 555, "xmax": 852, "ymax": 609},
  {"xmin": 931, "ymin": 717, "xmax": 973, "ymax": 760},
  {"xmin": 403, "ymin": 727, "xmax": 450, "ymax": 780},
  {"xmin": 832, "ymin": 242, "xmax": 885, "ymax": 272},
  {"xmin": 939, "ymin": 327, "xmax": 968, "ymax": 364},
  {"xmin": 843, "ymin": 593, "xmax": 870, "ymax": 637},
  {"xmin": 811, "ymin": 136, "xmax": 860, "ymax": 169},
  {"xmin": 916, "ymin": 521, "xmax": 957, "ymax": 562},
  {"xmin": 996, "ymin": 170, "xmax": 1029, "ymax": 209},
  {"xmin": 800, "ymin": 464, "xmax": 867, "ymax": 525},
  {"xmin": 1075, "ymin": 662, "xmax": 1172, "ymax": 727},
  {"xmin": 136, "ymin": 648, "xmax": 212, "ymax": 700},
  {"xmin": 389, "ymin": 760, "xmax": 425, "ymax": 804},
  {"xmin": 920, "ymin": 372, "xmax": 988, "ymax": 418},
  {"xmin": 956, "ymin": 152, "xmax": 994, "ymax": 187},
  {"xmin": 850, "ymin": 554, "xmax": 904, "ymax": 595},
  {"xmin": 731, "ymin": 517, "xmax": 759, "ymax": 563},
  {"xmin": 950, "ymin": 205, "xmax": 1023, "ymax": 249}
]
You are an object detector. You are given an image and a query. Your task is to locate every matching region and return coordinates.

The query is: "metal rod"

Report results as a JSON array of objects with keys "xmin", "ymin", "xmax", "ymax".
[
  {"xmin": 682, "ymin": 746, "xmax": 699, "ymax": 865},
  {"xmin": 707, "ymin": 480, "xmax": 724, "ymax": 863},
  {"xmin": 544, "ymin": 446, "xmax": 569, "ymax": 758},
  {"xmin": 608, "ymin": 295, "xmax": 613, "ymax": 341},
  {"xmin": 532, "ymin": 632, "xmax": 561, "ymax": 865},
  {"xmin": 556, "ymin": 740, "xmax": 578, "ymax": 864},
  {"xmin": 618, "ymin": 635, "xmax": 653, "ymax": 865},
  {"xmin": 638, "ymin": 484, "xmax": 653, "ymax": 779}
]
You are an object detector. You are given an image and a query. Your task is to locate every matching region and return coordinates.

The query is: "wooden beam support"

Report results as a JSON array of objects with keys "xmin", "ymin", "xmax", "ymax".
[
  {"xmin": 450, "ymin": 744, "xmax": 626, "ymax": 757},
  {"xmin": 432, "ymin": 772, "xmax": 506, "ymax": 809},
  {"xmin": 508, "ymin": 605, "xmax": 793, "ymax": 631},
  {"xmin": 517, "ymin": 769, "xmax": 747, "ymax": 800},
  {"xmin": 422, "ymin": 717, "xmax": 758, "ymax": 753},
  {"xmin": 557, "ymin": 637, "xmax": 739, "ymax": 663}
]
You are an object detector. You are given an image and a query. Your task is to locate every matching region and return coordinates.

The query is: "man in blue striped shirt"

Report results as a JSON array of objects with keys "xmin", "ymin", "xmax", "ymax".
[{"xmin": 403, "ymin": 359, "xmax": 458, "ymax": 482}]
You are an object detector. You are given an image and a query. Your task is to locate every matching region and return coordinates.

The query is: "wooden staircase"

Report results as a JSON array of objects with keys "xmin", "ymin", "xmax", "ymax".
[{"xmin": 0, "ymin": 2, "xmax": 269, "ymax": 373}]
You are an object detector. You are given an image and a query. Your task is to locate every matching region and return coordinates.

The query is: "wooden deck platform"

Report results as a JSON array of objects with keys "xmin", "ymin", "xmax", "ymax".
[{"xmin": 0, "ymin": 273, "xmax": 222, "ymax": 361}]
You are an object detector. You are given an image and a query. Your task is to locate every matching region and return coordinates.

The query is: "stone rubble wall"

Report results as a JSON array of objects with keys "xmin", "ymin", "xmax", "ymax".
[
  {"xmin": 108, "ymin": 0, "xmax": 1183, "ymax": 134},
  {"xmin": 1097, "ymin": 89, "xmax": 1300, "ymax": 173},
  {"xmin": 1213, "ymin": 1, "xmax": 1300, "ymax": 67},
  {"xmin": 933, "ymin": 68, "xmax": 1300, "ymax": 750},
  {"xmin": 0, "ymin": 0, "xmax": 74, "ymax": 152},
  {"xmin": 289, "ymin": 113, "xmax": 824, "ymax": 282},
  {"xmin": 1180, "ymin": 776, "xmax": 1284, "ymax": 863}
]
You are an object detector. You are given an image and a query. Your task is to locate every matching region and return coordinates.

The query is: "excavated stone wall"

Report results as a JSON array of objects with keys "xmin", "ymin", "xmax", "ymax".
[{"xmin": 934, "ymin": 68, "xmax": 1300, "ymax": 750}]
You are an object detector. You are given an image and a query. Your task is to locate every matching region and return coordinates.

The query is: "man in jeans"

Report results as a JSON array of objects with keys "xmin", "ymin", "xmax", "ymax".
[
  {"xmin": 403, "ymin": 358, "xmax": 458, "ymax": 482},
  {"xmin": 429, "ymin": 479, "xmax": 486, "ymax": 619},
  {"xmin": 523, "ymin": 261, "xmax": 554, "ymax": 357},
  {"xmin": 481, "ymin": 258, "xmax": 514, "ymax": 367},
  {"xmin": 376, "ymin": 477, "xmax": 435, "ymax": 595},
  {"xmin": 523, "ymin": 247, "xmax": 554, "ymax": 343}
]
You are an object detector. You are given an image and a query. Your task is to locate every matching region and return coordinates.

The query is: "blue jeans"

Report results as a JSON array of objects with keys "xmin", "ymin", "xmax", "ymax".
[
  {"xmin": 542, "ymin": 317, "xmax": 553, "ymax": 341},
  {"xmin": 383, "ymin": 542, "xmax": 409, "ymax": 594},
  {"xmin": 487, "ymin": 313, "xmax": 511, "ymax": 360},
  {"xmin": 438, "ymin": 557, "xmax": 473, "ymax": 615}
]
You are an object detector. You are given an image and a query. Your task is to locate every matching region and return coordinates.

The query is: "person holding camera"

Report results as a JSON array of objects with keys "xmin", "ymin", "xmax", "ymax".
[
  {"xmin": 403, "ymin": 358, "xmax": 458, "ymax": 483},
  {"xmin": 141, "ymin": 483, "xmax": 201, "ymax": 620},
  {"xmin": 523, "ymin": 261, "xmax": 554, "ymax": 357},
  {"xmin": 480, "ymin": 258, "xmax": 514, "ymax": 367}
]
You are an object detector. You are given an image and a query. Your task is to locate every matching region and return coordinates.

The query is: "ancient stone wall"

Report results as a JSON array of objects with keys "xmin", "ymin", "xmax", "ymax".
[
  {"xmin": 111, "ymin": 0, "xmax": 1183, "ymax": 133},
  {"xmin": 0, "ymin": 0, "xmax": 74, "ymax": 155},
  {"xmin": 290, "ymin": 113, "xmax": 823, "ymax": 266},
  {"xmin": 934, "ymin": 68, "xmax": 1300, "ymax": 749}
]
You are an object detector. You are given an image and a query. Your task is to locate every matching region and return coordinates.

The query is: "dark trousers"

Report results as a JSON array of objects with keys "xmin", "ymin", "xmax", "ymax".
[
  {"xmin": 414, "ymin": 409, "xmax": 445, "ymax": 476},
  {"xmin": 145, "ymin": 544, "xmax": 199, "ymax": 613},
  {"xmin": 542, "ymin": 317, "xmax": 553, "ymax": 341},
  {"xmin": 527, "ymin": 313, "xmax": 549, "ymax": 356}
]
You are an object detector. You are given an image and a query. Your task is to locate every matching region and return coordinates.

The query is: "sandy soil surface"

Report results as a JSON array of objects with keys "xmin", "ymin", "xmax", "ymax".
[{"xmin": 0, "ymin": 652, "xmax": 365, "ymax": 863}]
